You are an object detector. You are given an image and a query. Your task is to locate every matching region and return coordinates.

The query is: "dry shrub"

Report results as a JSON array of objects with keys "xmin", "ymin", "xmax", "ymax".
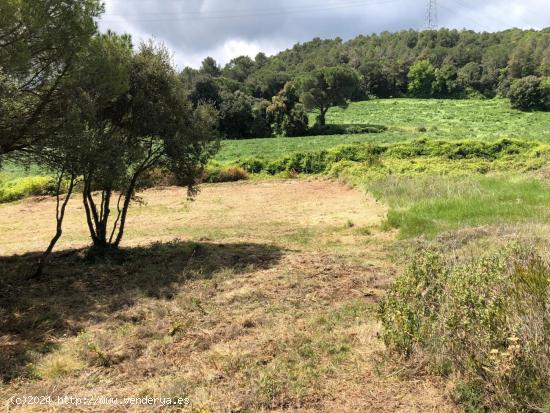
[
  {"xmin": 204, "ymin": 165, "xmax": 249, "ymax": 183},
  {"xmin": 379, "ymin": 244, "xmax": 550, "ymax": 412}
]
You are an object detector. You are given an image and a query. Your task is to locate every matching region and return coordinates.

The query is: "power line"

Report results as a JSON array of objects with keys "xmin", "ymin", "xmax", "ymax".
[{"xmin": 100, "ymin": 0, "xmax": 402, "ymax": 23}]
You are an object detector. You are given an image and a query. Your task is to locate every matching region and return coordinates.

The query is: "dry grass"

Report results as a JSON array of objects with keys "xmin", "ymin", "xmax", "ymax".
[{"xmin": 0, "ymin": 179, "xmax": 455, "ymax": 412}]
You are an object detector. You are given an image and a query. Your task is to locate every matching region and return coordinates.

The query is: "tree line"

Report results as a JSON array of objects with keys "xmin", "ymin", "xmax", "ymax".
[{"xmin": 183, "ymin": 27, "xmax": 550, "ymax": 138}]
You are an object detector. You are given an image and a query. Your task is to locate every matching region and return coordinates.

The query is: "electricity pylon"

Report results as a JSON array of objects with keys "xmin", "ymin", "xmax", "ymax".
[{"xmin": 426, "ymin": 0, "xmax": 438, "ymax": 30}]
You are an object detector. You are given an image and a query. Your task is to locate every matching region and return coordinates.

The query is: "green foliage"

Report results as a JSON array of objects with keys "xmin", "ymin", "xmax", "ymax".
[
  {"xmin": 509, "ymin": 76, "xmax": 548, "ymax": 111},
  {"xmin": 219, "ymin": 90, "xmax": 272, "ymax": 138},
  {"xmin": 189, "ymin": 75, "xmax": 222, "ymax": 108},
  {"xmin": 0, "ymin": 0, "xmax": 103, "ymax": 156},
  {"xmin": 246, "ymin": 70, "xmax": 291, "ymax": 100},
  {"xmin": 457, "ymin": 62, "xmax": 483, "ymax": 93},
  {"xmin": 357, "ymin": 61, "xmax": 393, "ymax": 98},
  {"xmin": 226, "ymin": 137, "xmax": 547, "ymax": 178},
  {"xmin": 408, "ymin": 60, "xmax": 436, "ymax": 98},
  {"xmin": 200, "ymin": 57, "xmax": 221, "ymax": 78},
  {"xmin": 308, "ymin": 124, "xmax": 387, "ymax": 136},
  {"xmin": 433, "ymin": 64, "xmax": 462, "ymax": 98},
  {"xmin": 38, "ymin": 38, "xmax": 219, "ymax": 249},
  {"xmin": 379, "ymin": 246, "xmax": 550, "ymax": 411},
  {"xmin": 386, "ymin": 138, "xmax": 536, "ymax": 160},
  {"xmin": 0, "ymin": 176, "xmax": 59, "ymax": 203},
  {"xmin": 267, "ymin": 82, "xmax": 308, "ymax": 137},
  {"xmin": 297, "ymin": 66, "xmax": 360, "ymax": 125}
]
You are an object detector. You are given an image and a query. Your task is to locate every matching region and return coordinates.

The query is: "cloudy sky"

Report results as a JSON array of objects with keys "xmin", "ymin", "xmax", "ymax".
[{"xmin": 97, "ymin": 0, "xmax": 550, "ymax": 69}]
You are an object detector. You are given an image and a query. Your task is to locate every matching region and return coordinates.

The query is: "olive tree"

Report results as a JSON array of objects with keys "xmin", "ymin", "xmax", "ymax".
[
  {"xmin": 34, "ymin": 37, "xmax": 218, "ymax": 276},
  {"xmin": 31, "ymin": 32, "xmax": 133, "ymax": 276},
  {"xmin": 78, "ymin": 41, "xmax": 219, "ymax": 249},
  {"xmin": 297, "ymin": 66, "xmax": 359, "ymax": 126}
]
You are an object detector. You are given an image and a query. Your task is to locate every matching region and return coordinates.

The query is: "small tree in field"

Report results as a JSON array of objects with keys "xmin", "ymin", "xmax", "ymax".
[
  {"xmin": 35, "ymin": 37, "xmax": 218, "ymax": 274},
  {"xmin": 509, "ymin": 76, "xmax": 547, "ymax": 111},
  {"xmin": 78, "ymin": 42, "xmax": 219, "ymax": 249},
  {"xmin": 297, "ymin": 66, "xmax": 359, "ymax": 126},
  {"xmin": 31, "ymin": 31, "xmax": 133, "ymax": 276}
]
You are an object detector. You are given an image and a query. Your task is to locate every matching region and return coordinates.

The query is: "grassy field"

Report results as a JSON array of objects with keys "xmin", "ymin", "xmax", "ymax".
[
  {"xmin": 216, "ymin": 98, "xmax": 550, "ymax": 163},
  {"xmin": 0, "ymin": 180, "xmax": 455, "ymax": 411},
  {"xmin": 4, "ymin": 98, "xmax": 550, "ymax": 180},
  {"xmin": 366, "ymin": 174, "xmax": 550, "ymax": 239},
  {"xmin": 2, "ymin": 97, "xmax": 550, "ymax": 411}
]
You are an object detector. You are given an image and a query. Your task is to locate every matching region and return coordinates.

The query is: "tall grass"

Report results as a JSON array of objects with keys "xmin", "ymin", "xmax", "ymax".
[{"xmin": 367, "ymin": 175, "xmax": 550, "ymax": 238}]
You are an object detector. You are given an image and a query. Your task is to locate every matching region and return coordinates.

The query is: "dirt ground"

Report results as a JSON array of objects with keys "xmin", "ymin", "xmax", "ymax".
[{"xmin": 0, "ymin": 179, "xmax": 456, "ymax": 412}]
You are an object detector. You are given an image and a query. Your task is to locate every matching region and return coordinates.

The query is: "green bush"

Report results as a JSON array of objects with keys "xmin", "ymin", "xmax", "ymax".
[
  {"xmin": 379, "ymin": 245, "xmax": 550, "ymax": 411},
  {"xmin": 509, "ymin": 76, "xmax": 548, "ymax": 111},
  {"xmin": 387, "ymin": 138, "xmax": 535, "ymax": 160},
  {"xmin": 0, "ymin": 176, "xmax": 59, "ymax": 203},
  {"xmin": 212, "ymin": 139, "xmax": 546, "ymax": 180},
  {"xmin": 308, "ymin": 123, "xmax": 386, "ymax": 136},
  {"xmin": 239, "ymin": 158, "xmax": 265, "ymax": 173}
]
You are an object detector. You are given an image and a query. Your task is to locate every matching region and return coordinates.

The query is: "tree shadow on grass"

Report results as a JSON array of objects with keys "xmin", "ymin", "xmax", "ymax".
[{"xmin": 0, "ymin": 240, "xmax": 283, "ymax": 382}]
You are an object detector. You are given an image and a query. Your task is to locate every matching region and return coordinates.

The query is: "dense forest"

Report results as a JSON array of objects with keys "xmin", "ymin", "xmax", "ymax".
[{"xmin": 181, "ymin": 28, "xmax": 550, "ymax": 137}]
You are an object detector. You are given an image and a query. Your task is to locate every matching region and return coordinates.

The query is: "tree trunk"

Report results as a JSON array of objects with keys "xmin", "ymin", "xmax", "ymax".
[
  {"xmin": 32, "ymin": 173, "xmax": 75, "ymax": 278},
  {"xmin": 317, "ymin": 107, "xmax": 327, "ymax": 126},
  {"xmin": 82, "ymin": 178, "xmax": 101, "ymax": 246},
  {"xmin": 113, "ymin": 174, "xmax": 139, "ymax": 248}
]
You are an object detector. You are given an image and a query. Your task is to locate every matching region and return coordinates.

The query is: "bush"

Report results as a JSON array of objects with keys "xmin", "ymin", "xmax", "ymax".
[
  {"xmin": 0, "ymin": 176, "xmax": 59, "ymax": 203},
  {"xmin": 509, "ymin": 76, "xmax": 547, "ymax": 111},
  {"xmin": 239, "ymin": 158, "xmax": 265, "ymax": 174},
  {"xmin": 386, "ymin": 138, "xmax": 535, "ymax": 160},
  {"xmin": 203, "ymin": 165, "xmax": 249, "ymax": 183},
  {"xmin": 308, "ymin": 123, "xmax": 387, "ymax": 136},
  {"xmin": 379, "ymin": 245, "xmax": 550, "ymax": 411}
]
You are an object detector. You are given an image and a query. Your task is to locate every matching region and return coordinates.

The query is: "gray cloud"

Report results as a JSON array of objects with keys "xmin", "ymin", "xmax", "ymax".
[{"xmin": 97, "ymin": 0, "xmax": 550, "ymax": 69}]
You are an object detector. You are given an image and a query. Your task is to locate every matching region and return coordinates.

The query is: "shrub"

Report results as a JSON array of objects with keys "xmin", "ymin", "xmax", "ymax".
[
  {"xmin": 379, "ymin": 245, "xmax": 550, "ymax": 411},
  {"xmin": 239, "ymin": 158, "xmax": 265, "ymax": 173},
  {"xmin": 509, "ymin": 76, "xmax": 547, "ymax": 111},
  {"xmin": 203, "ymin": 165, "xmax": 249, "ymax": 183},
  {"xmin": 386, "ymin": 138, "xmax": 535, "ymax": 160},
  {"xmin": 138, "ymin": 168, "xmax": 178, "ymax": 188},
  {"xmin": 308, "ymin": 123, "xmax": 386, "ymax": 136},
  {"xmin": 0, "ymin": 176, "xmax": 59, "ymax": 203}
]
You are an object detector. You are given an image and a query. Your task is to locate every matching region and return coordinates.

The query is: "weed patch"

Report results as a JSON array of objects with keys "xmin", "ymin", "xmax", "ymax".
[{"xmin": 379, "ymin": 244, "xmax": 550, "ymax": 411}]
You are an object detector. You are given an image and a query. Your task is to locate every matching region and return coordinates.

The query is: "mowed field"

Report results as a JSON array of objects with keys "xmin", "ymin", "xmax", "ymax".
[{"xmin": 0, "ymin": 180, "xmax": 455, "ymax": 412}]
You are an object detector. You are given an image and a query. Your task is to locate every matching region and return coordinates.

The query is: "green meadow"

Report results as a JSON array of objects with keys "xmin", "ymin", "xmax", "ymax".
[{"xmin": 216, "ymin": 98, "xmax": 550, "ymax": 163}]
